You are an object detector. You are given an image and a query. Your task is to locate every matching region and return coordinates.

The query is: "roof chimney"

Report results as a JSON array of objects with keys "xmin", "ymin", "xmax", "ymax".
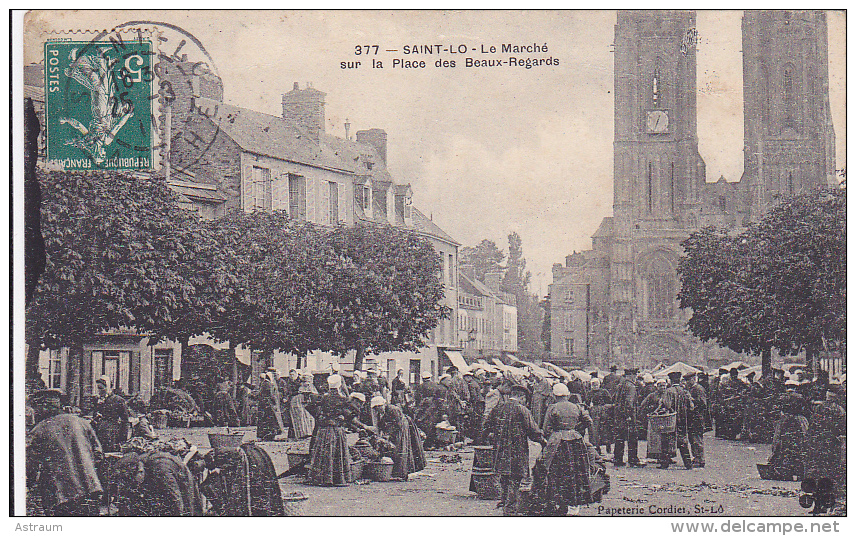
[
  {"xmin": 356, "ymin": 128, "xmax": 387, "ymax": 164},
  {"xmin": 282, "ymin": 82, "xmax": 326, "ymax": 143}
]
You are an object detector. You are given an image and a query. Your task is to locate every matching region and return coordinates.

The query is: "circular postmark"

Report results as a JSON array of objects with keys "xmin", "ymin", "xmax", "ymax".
[{"xmin": 51, "ymin": 21, "xmax": 223, "ymax": 174}]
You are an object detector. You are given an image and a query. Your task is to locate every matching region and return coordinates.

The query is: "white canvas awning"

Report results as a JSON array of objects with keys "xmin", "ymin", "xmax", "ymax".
[
  {"xmin": 653, "ymin": 361, "xmax": 701, "ymax": 379},
  {"xmin": 443, "ymin": 350, "xmax": 471, "ymax": 374}
]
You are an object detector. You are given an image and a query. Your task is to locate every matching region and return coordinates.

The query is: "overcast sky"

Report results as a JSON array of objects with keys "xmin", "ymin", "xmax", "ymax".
[{"xmin": 26, "ymin": 10, "xmax": 846, "ymax": 295}]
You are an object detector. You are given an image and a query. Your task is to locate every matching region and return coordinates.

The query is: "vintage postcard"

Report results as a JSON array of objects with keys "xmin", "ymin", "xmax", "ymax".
[{"xmin": 12, "ymin": 8, "xmax": 846, "ymax": 525}]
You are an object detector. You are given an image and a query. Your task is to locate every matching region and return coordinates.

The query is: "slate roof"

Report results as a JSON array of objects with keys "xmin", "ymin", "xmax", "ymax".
[
  {"xmin": 411, "ymin": 207, "xmax": 459, "ymax": 246},
  {"xmin": 195, "ymin": 98, "xmax": 382, "ymax": 175}
]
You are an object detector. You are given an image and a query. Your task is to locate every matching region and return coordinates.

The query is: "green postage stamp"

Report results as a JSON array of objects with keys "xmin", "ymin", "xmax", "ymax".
[{"xmin": 45, "ymin": 40, "xmax": 153, "ymax": 170}]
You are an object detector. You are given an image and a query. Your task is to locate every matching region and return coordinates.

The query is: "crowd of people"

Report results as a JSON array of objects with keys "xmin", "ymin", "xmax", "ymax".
[{"xmin": 24, "ymin": 359, "xmax": 846, "ymax": 517}]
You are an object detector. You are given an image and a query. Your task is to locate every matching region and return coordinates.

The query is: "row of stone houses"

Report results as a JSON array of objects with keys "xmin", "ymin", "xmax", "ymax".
[{"xmin": 25, "ymin": 58, "xmax": 517, "ymax": 405}]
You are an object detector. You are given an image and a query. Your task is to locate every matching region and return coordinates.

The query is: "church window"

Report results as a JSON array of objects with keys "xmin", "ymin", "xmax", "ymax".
[
  {"xmin": 783, "ymin": 63, "xmax": 797, "ymax": 129},
  {"xmin": 641, "ymin": 251, "xmax": 676, "ymax": 320},
  {"xmin": 718, "ymin": 196, "xmax": 726, "ymax": 212},
  {"xmin": 670, "ymin": 163, "xmax": 676, "ymax": 213},
  {"xmin": 652, "ymin": 67, "xmax": 661, "ymax": 108},
  {"xmin": 788, "ymin": 172, "xmax": 794, "ymax": 195},
  {"xmin": 564, "ymin": 339, "xmax": 575, "ymax": 356},
  {"xmin": 647, "ymin": 163, "xmax": 654, "ymax": 212}
]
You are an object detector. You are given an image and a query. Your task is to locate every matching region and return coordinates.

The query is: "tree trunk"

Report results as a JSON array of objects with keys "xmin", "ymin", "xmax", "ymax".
[
  {"xmin": 354, "ymin": 344, "xmax": 366, "ymax": 372},
  {"xmin": 230, "ymin": 342, "xmax": 238, "ymax": 398},
  {"xmin": 761, "ymin": 347, "xmax": 772, "ymax": 378},
  {"xmin": 26, "ymin": 339, "xmax": 41, "ymax": 382}
]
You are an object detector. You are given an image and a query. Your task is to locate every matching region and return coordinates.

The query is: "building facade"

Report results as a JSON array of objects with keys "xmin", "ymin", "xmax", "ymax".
[
  {"xmin": 27, "ymin": 62, "xmax": 460, "ymax": 399},
  {"xmin": 456, "ymin": 270, "xmax": 518, "ymax": 361},
  {"xmin": 549, "ymin": 10, "xmax": 835, "ymax": 370}
]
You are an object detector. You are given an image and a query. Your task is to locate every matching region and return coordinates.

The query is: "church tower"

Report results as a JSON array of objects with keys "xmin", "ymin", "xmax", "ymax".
[
  {"xmin": 742, "ymin": 10, "xmax": 836, "ymax": 222},
  {"xmin": 609, "ymin": 10, "xmax": 705, "ymax": 365}
]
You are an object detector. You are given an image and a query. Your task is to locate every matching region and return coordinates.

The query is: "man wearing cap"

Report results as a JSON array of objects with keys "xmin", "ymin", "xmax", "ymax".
[
  {"xmin": 602, "ymin": 365, "xmax": 620, "ymax": 396},
  {"xmin": 414, "ymin": 371, "xmax": 445, "ymax": 449},
  {"xmin": 391, "ymin": 369, "xmax": 408, "ymax": 406},
  {"xmin": 587, "ymin": 378, "xmax": 613, "ymax": 456},
  {"xmin": 685, "ymin": 372, "xmax": 707, "ymax": 468},
  {"xmin": 655, "ymin": 371, "xmax": 694, "ymax": 470},
  {"xmin": 256, "ymin": 371, "xmax": 285, "ymax": 441},
  {"xmin": 93, "ymin": 375, "xmax": 130, "ymax": 452},
  {"xmin": 464, "ymin": 370, "xmax": 485, "ymax": 442},
  {"xmin": 372, "ymin": 395, "xmax": 426, "ymax": 481},
  {"xmin": 640, "ymin": 379, "xmax": 672, "ymax": 462},
  {"xmin": 613, "ymin": 368, "xmax": 645, "ymax": 467},
  {"xmin": 484, "ymin": 383, "xmax": 546, "ymax": 516},
  {"xmin": 211, "ymin": 377, "xmax": 240, "ymax": 428},
  {"xmin": 767, "ymin": 379, "xmax": 810, "ymax": 480},
  {"xmin": 446, "ymin": 366, "xmax": 471, "ymax": 435},
  {"xmin": 27, "ymin": 389, "xmax": 104, "ymax": 515}
]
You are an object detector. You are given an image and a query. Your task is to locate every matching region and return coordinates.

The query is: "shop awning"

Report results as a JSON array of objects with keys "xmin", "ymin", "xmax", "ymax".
[
  {"xmin": 653, "ymin": 361, "xmax": 701, "ymax": 379},
  {"xmin": 443, "ymin": 350, "xmax": 471, "ymax": 374}
]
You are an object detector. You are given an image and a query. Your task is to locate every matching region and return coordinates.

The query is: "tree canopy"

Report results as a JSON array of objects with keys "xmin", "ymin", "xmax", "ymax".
[
  {"xmin": 27, "ymin": 170, "xmax": 450, "ymax": 376},
  {"xmin": 678, "ymin": 187, "xmax": 845, "ymax": 374},
  {"xmin": 459, "ymin": 239, "xmax": 505, "ymax": 281}
]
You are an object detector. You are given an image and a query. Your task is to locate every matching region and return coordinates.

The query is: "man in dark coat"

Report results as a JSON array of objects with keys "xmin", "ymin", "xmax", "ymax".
[
  {"xmin": 464, "ymin": 371, "xmax": 485, "ymax": 441},
  {"xmin": 446, "ymin": 366, "xmax": 471, "ymax": 433},
  {"xmin": 93, "ymin": 375, "xmax": 129, "ymax": 452},
  {"xmin": 656, "ymin": 371, "xmax": 694, "ymax": 470},
  {"xmin": 484, "ymin": 384, "xmax": 546, "ymax": 516},
  {"xmin": 27, "ymin": 389, "xmax": 104, "ymax": 516},
  {"xmin": 613, "ymin": 368, "xmax": 645, "ymax": 467},
  {"xmin": 414, "ymin": 371, "xmax": 445, "ymax": 449},
  {"xmin": 212, "ymin": 378, "xmax": 240, "ymax": 427},
  {"xmin": 685, "ymin": 372, "xmax": 707, "ymax": 467},
  {"xmin": 114, "ymin": 450, "xmax": 204, "ymax": 516},
  {"xmin": 602, "ymin": 365, "xmax": 620, "ymax": 395}
]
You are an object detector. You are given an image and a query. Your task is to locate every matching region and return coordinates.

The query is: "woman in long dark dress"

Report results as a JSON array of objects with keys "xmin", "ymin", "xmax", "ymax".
[
  {"xmin": 767, "ymin": 382, "xmax": 811, "ymax": 480},
  {"xmin": 371, "ymin": 396, "xmax": 426, "ymax": 481},
  {"xmin": 306, "ymin": 375, "xmax": 372, "ymax": 486},
  {"xmin": 530, "ymin": 382, "xmax": 595, "ymax": 516},
  {"xmin": 803, "ymin": 385, "xmax": 846, "ymax": 502}
]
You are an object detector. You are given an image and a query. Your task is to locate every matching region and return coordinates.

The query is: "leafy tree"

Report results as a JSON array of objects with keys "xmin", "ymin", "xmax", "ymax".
[
  {"xmin": 459, "ymin": 239, "xmax": 505, "ymax": 282},
  {"xmin": 326, "ymin": 222, "xmax": 450, "ymax": 369},
  {"xmin": 679, "ymin": 187, "xmax": 845, "ymax": 375},
  {"xmin": 26, "ymin": 170, "xmax": 215, "ymax": 382},
  {"xmin": 204, "ymin": 210, "xmax": 338, "ymax": 364},
  {"xmin": 501, "ymin": 232, "xmax": 542, "ymax": 358}
]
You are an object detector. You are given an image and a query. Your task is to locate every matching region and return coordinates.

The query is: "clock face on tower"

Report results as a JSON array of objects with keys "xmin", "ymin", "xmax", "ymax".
[{"xmin": 646, "ymin": 110, "xmax": 670, "ymax": 133}]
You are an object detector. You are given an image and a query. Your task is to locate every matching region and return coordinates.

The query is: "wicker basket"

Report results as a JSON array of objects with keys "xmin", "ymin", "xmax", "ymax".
[
  {"xmin": 287, "ymin": 452, "xmax": 311, "ymax": 468},
  {"xmin": 472, "ymin": 471, "xmax": 501, "ymax": 500},
  {"xmin": 208, "ymin": 432, "xmax": 244, "ymax": 453},
  {"xmin": 151, "ymin": 411, "xmax": 168, "ymax": 429},
  {"xmin": 757, "ymin": 463, "xmax": 774, "ymax": 480},
  {"xmin": 436, "ymin": 428, "xmax": 458, "ymax": 444},
  {"xmin": 648, "ymin": 412, "xmax": 677, "ymax": 433},
  {"xmin": 350, "ymin": 460, "xmax": 364, "ymax": 481},
  {"xmin": 368, "ymin": 461, "xmax": 395, "ymax": 482},
  {"xmin": 282, "ymin": 492, "xmax": 309, "ymax": 516}
]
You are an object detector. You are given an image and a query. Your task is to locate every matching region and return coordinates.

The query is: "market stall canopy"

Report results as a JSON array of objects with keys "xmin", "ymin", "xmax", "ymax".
[
  {"xmin": 739, "ymin": 365, "xmax": 763, "ymax": 379},
  {"xmin": 653, "ymin": 361, "xmax": 701, "ymax": 379},
  {"xmin": 443, "ymin": 350, "xmax": 471, "ymax": 374},
  {"xmin": 722, "ymin": 361, "xmax": 749, "ymax": 371},
  {"xmin": 543, "ymin": 362, "xmax": 573, "ymax": 380},
  {"xmin": 492, "ymin": 358, "xmax": 514, "ymax": 373},
  {"xmin": 571, "ymin": 370, "xmax": 592, "ymax": 382},
  {"xmin": 509, "ymin": 357, "xmax": 553, "ymax": 378}
]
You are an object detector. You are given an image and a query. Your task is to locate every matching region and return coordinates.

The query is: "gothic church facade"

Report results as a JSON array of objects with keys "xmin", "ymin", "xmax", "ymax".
[{"xmin": 549, "ymin": 10, "xmax": 835, "ymax": 369}]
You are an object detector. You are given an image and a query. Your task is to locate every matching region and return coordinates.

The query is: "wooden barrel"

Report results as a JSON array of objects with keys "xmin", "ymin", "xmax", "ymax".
[
  {"xmin": 472, "ymin": 471, "xmax": 501, "ymax": 500},
  {"xmin": 473, "ymin": 446, "xmax": 494, "ymax": 469}
]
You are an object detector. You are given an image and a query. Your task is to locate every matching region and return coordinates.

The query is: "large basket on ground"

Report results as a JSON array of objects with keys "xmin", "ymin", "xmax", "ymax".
[
  {"xmin": 436, "ymin": 428, "xmax": 458, "ymax": 444},
  {"xmin": 757, "ymin": 463, "xmax": 774, "ymax": 480},
  {"xmin": 282, "ymin": 492, "xmax": 309, "ymax": 516},
  {"xmin": 472, "ymin": 445, "xmax": 495, "ymax": 469},
  {"xmin": 367, "ymin": 460, "xmax": 395, "ymax": 482},
  {"xmin": 472, "ymin": 470, "xmax": 501, "ymax": 500},
  {"xmin": 208, "ymin": 432, "xmax": 245, "ymax": 454},
  {"xmin": 151, "ymin": 411, "xmax": 169, "ymax": 429},
  {"xmin": 648, "ymin": 412, "xmax": 677, "ymax": 433},
  {"xmin": 349, "ymin": 460, "xmax": 364, "ymax": 481}
]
